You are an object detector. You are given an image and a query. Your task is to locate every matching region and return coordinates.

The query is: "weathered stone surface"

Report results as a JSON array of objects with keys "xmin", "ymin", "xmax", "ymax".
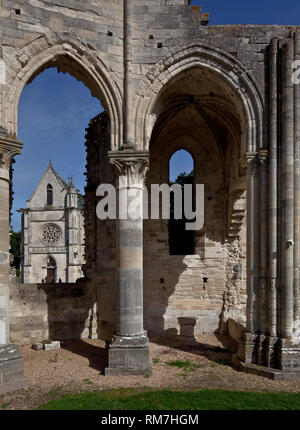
[
  {"xmin": 227, "ymin": 318, "xmax": 246, "ymax": 343},
  {"xmin": 9, "ymin": 277, "xmax": 92, "ymax": 346},
  {"xmin": 43, "ymin": 340, "xmax": 60, "ymax": 351},
  {"xmin": 1, "ymin": 0, "xmax": 300, "ymax": 392},
  {"xmin": 105, "ymin": 334, "xmax": 152, "ymax": 376},
  {"xmin": 0, "ymin": 345, "xmax": 29, "ymax": 394},
  {"xmin": 31, "ymin": 342, "xmax": 43, "ymax": 351}
]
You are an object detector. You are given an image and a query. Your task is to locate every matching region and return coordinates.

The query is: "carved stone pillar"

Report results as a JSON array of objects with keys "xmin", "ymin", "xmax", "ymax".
[
  {"xmin": 277, "ymin": 38, "xmax": 300, "ymax": 373},
  {"xmin": 266, "ymin": 38, "xmax": 279, "ymax": 369},
  {"xmin": 236, "ymin": 153, "xmax": 259, "ymax": 364},
  {"xmin": 257, "ymin": 149, "xmax": 269, "ymax": 365},
  {"xmin": 105, "ymin": 151, "xmax": 151, "ymax": 375},
  {"xmin": 282, "ymin": 39, "xmax": 295, "ymax": 340},
  {"xmin": 0, "ymin": 137, "xmax": 28, "ymax": 394},
  {"xmin": 294, "ymin": 33, "xmax": 300, "ymax": 338}
]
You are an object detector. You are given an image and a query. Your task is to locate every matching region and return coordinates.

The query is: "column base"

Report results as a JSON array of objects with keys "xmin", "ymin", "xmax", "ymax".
[
  {"xmin": 233, "ymin": 353, "xmax": 300, "ymax": 380},
  {"xmin": 278, "ymin": 338, "xmax": 300, "ymax": 372},
  {"xmin": 265, "ymin": 336, "xmax": 279, "ymax": 368},
  {"xmin": 105, "ymin": 334, "xmax": 152, "ymax": 376},
  {"xmin": 237, "ymin": 332, "xmax": 257, "ymax": 364},
  {"xmin": 234, "ymin": 334, "xmax": 300, "ymax": 379},
  {"xmin": 0, "ymin": 345, "xmax": 29, "ymax": 395},
  {"xmin": 257, "ymin": 334, "xmax": 267, "ymax": 366}
]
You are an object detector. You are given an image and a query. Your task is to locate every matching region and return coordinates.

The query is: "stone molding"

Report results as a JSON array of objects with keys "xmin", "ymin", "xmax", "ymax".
[
  {"xmin": 258, "ymin": 149, "xmax": 269, "ymax": 166},
  {"xmin": 240, "ymin": 152, "xmax": 259, "ymax": 177}
]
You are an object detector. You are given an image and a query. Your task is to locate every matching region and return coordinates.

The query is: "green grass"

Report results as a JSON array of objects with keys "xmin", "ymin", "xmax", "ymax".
[
  {"xmin": 165, "ymin": 360, "xmax": 202, "ymax": 371},
  {"xmin": 38, "ymin": 388, "xmax": 300, "ymax": 410}
]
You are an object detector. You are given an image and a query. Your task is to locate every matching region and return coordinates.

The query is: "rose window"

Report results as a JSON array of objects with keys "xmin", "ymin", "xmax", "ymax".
[{"xmin": 40, "ymin": 224, "xmax": 62, "ymax": 246}]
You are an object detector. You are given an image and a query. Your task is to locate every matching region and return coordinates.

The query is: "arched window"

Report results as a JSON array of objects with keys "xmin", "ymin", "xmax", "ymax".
[
  {"xmin": 169, "ymin": 149, "xmax": 195, "ymax": 255},
  {"xmin": 47, "ymin": 184, "xmax": 53, "ymax": 206}
]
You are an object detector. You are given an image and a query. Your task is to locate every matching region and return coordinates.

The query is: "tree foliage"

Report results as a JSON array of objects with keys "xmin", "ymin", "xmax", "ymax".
[
  {"xmin": 171, "ymin": 170, "xmax": 194, "ymax": 186},
  {"xmin": 10, "ymin": 230, "xmax": 21, "ymax": 272}
]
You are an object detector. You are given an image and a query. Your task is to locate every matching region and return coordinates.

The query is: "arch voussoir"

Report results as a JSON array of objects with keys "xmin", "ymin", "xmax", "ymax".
[
  {"xmin": 5, "ymin": 31, "xmax": 122, "ymax": 151},
  {"xmin": 133, "ymin": 43, "xmax": 263, "ymax": 152}
]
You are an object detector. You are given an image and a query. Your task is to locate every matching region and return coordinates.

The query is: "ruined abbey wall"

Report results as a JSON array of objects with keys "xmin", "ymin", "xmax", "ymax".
[
  {"xmin": 1, "ymin": 0, "xmax": 300, "ymax": 378},
  {"xmin": 9, "ymin": 276, "xmax": 93, "ymax": 345}
]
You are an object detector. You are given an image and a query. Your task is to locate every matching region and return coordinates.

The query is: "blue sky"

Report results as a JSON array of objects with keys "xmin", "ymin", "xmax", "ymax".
[
  {"xmin": 11, "ymin": 1, "xmax": 300, "ymax": 230},
  {"xmin": 191, "ymin": 0, "xmax": 300, "ymax": 25},
  {"xmin": 13, "ymin": 69, "xmax": 101, "ymax": 230}
]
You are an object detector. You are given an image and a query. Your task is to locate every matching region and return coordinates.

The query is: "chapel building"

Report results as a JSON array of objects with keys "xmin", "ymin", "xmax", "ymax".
[{"xmin": 19, "ymin": 162, "xmax": 85, "ymax": 284}]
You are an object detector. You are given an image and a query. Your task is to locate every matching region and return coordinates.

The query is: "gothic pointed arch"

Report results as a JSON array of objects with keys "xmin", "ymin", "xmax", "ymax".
[
  {"xmin": 5, "ymin": 31, "xmax": 122, "ymax": 151},
  {"xmin": 134, "ymin": 43, "xmax": 264, "ymax": 153}
]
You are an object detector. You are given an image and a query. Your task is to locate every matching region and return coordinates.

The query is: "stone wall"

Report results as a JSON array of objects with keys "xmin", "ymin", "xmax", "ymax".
[
  {"xmin": 84, "ymin": 110, "xmax": 247, "ymax": 339},
  {"xmin": 142, "ymin": 106, "xmax": 247, "ymax": 335},
  {"xmin": 84, "ymin": 112, "xmax": 117, "ymax": 341},
  {"xmin": 9, "ymin": 276, "xmax": 93, "ymax": 345}
]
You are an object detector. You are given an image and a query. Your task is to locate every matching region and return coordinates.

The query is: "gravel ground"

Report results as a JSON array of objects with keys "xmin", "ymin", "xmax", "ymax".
[{"xmin": 1, "ymin": 334, "xmax": 300, "ymax": 410}]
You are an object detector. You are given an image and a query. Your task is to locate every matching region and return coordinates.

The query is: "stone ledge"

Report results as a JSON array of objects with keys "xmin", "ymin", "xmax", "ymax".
[{"xmin": 232, "ymin": 354, "xmax": 300, "ymax": 381}]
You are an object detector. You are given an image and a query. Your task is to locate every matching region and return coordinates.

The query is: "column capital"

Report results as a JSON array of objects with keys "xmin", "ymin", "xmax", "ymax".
[
  {"xmin": 258, "ymin": 149, "xmax": 269, "ymax": 166},
  {"xmin": 0, "ymin": 137, "xmax": 23, "ymax": 168},
  {"xmin": 108, "ymin": 150, "xmax": 149, "ymax": 187},
  {"xmin": 240, "ymin": 152, "xmax": 259, "ymax": 176}
]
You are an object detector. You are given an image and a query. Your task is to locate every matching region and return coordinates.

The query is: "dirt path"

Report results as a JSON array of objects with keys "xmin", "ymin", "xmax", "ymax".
[{"xmin": 1, "ymin": 334, "xmax": 300, "ymax": 410}]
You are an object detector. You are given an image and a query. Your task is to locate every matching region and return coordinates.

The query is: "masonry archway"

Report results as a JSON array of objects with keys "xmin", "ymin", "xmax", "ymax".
[
  {"xmin": 5, "ymin": 32, "xmax": 122, "ymax": 150},
  {"xmin": 142, "ymin": 45, "xmax": 264, "ymax": 337},
  {"xmin": 5, "ymin": 32, "xmax": 124, "ymax": 348}
]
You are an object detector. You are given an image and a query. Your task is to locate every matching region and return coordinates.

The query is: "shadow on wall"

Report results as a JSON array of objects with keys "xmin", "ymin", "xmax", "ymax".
[
  {"xmin": 9, "ymin": 274, "xmax": 109, "ymax": 372},
  {"xmin": 84, "ymin": 112, "xmax": 117, "ymax": 342},
  {"xmin": 82, "ymin": 109, "xmax": 246, "ymax": 346},
  {"xmin": 9, "ymin": 112, "xmax": 111, "ymax": 371},
  {"xmin": 45, "ymin": 279, "xmax": 109, "ymax": 372},
  {"xmin": 9, "ymin": 277, "xmax": 94, "ymax": 342}
]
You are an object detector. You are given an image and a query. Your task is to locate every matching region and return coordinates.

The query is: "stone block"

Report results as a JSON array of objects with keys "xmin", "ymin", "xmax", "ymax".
[
  {"xmin": 0, "ymin": 345, "xmax": 28, "ymax": 395},
  {"xmin": 43, "ymin": 340, "xmax": 60, "ymax": 351},
  {"xmin": 105, "ymin": 334, "xmax": 152, "ymax": 376},
  {"xmin": 228, "ymin": 318, "xmax": 246, "ymax": 343},
  {"xmin": 32, "ymin": 342, "xmax": 43, "ymax": 351}
]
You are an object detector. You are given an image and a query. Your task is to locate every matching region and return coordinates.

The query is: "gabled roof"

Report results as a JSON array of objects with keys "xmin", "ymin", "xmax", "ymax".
[
  {"xmin": 27, "ymin": 160, "xmax": 69, "ymax": 203},
  {"xmin": 50, "ymin": 161, "xmax": 69, "ymax": 190}
]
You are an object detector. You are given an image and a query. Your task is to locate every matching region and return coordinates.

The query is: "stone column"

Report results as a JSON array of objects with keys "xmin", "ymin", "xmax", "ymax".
[
  {"xmin": 237, "ymin": 153, "xmax": 259, "ymax": 364},
  {"xmin": 282, "ymin": 40, "xmax": 294, "ymax": 340},
  {"xmin": 105, "ymin": 151, "xmax": 151, "ymax": 375},
  {"xmin": 266, "ymin": 38, "xmax": 279, "ymax": 368},
  {"xmin": 258, "ymin": 149, "xmax": 269, "ymax": 365},
  {"xmin": 294, "ymin": 33, "xmax": 300, "ymax": 337},
  {"xmin": 277, "ymin": 37, "xmax": 300, "ymax": 374},
  {"xmin": 0, "ymin": 136, "xmax": 28, "ymax": 395}
]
